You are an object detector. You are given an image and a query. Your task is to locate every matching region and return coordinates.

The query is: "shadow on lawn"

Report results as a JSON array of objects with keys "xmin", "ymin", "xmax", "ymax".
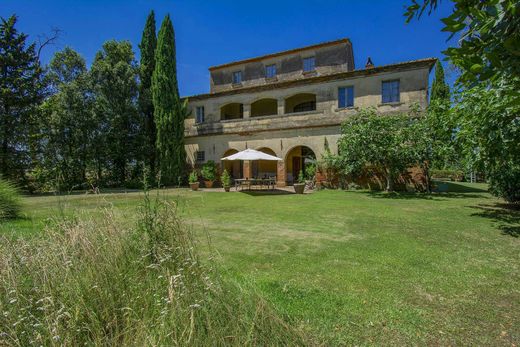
[
  {"xmin": 433, "ymin": 181, "xmax": 488, "ymax": 193},
  {"xmin": 240, "ymin": 189, "xmax": 295, "ymax": 196},
  {"xmin": 365, "ymin": 191, "xmax": 487, "ymax": 201},
  {"xmin": 364, "ymin": 181, "xmax": 488, "ymax": 201},
  {"xmin": 470, "ymin": 203, "xmax": 520, "ymax": 237}
]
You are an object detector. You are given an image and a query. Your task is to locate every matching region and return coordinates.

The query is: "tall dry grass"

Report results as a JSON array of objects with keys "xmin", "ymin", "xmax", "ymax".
[
  {"xmin": 0, "ymin": 179, "xmax": 21, "ymax": 220},
  {"xmin": 0, "ymin": 191, "xmax": 312, "ymax": 346}
]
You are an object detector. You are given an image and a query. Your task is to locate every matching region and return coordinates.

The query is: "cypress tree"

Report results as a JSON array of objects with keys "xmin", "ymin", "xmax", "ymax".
[
  {"xmin": 138, "ymin": 11, "xmax": 157, "ymax": 177},
  {"xmin": 431, "ymin": 61, "xmax": 450, "ymax": 103},
  {"xmin": 152, "ymin": 14, "xmax": 185, "ymax": 185}
]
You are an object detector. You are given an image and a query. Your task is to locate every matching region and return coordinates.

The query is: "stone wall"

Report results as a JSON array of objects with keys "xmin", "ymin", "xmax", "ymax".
[{"xmin": 209, "ymin": 40, "xmax": 354, "ymax": 93}]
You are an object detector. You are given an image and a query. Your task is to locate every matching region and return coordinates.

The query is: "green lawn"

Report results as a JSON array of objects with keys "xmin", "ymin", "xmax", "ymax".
[{"xmin": 2, "ymin": 182, "xmax": 520, "ymax": 345}]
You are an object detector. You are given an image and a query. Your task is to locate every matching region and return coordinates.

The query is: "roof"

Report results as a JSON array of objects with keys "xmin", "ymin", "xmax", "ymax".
[
  {"xmin": 208, "ymin": 38, "xmax": 351, "ymax": 71},
  {"xmin": 184, "ymin": 58, "xmax": 437, "ymax": 102}
]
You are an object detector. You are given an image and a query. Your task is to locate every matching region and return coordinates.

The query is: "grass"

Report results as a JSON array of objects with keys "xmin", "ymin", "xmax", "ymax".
[
  {"xmin": 0, "ymin": 179, "xmax": 21, "ymax": 220},
  {"xmin": 1, "ymin": 181, "xmax": 520, "ymax": 345},
  {"xmin": 0, "ymin": 190, "xmax": 309, "ymax": 346}
]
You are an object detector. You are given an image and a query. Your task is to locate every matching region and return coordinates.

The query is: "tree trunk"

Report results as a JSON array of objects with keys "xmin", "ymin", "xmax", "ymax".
[
  {"xmin": 385, "ymin": 170, "xmax": 395, "ymax": 192},
  {"xmin": 424, "ymin": 162, "xmax": 431, "ymax": 193}
]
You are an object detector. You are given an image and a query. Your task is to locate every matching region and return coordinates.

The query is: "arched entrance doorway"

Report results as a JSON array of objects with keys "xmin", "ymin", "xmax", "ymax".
[
  {"xmin": 285, "ymin": 146, "xmax": 316, "ymax": 184},
  {"xmin": 252, "ymin": 147, "xmax": 278, "ymax": 178},
  {"xmin": 221, "ymin": 149, "xmax": 242, "ymax": 178}
]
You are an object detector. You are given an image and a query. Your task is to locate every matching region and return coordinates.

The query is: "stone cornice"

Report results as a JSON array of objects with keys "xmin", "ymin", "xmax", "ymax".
[{"xmin": 184, "ymin": 58, "xmax": 436, "ymax": 102}]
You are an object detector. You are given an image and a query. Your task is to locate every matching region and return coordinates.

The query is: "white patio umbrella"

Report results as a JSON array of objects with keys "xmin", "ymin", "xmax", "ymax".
[{"xmin": 221, "ymin": 148, "xmax": 282, "ymax": 161}]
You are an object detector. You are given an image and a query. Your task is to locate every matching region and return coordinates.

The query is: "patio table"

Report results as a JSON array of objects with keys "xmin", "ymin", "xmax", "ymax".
[{"xmin": 234, "ymin": 178, "xmax": 276, "ymax": 191}]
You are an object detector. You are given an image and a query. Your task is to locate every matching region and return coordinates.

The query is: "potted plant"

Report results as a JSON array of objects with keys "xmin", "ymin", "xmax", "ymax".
[
  {"xmin": 189, "ymin": 170, "xmax": 199, "ymax": 191},
  {"xmin": 293, "ymin": 170, "xmax": 305, "ymax": 194},
  {"xmin": 221, "ymin": 169, "xmax": 232, "ymax": 192},
  {"xmin": 201, "ymin": 160, "xmax": 217, "ymax": 188}
]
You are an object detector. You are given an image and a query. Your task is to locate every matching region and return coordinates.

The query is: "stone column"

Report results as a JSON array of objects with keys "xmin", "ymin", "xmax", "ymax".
[
  {"xmin": 277, "ymin": 97, "xmax": 285, "ymax": 115},
  {"xmin": 276, "ymin": 161, "xmax": 286, "ymax": 187},
  {"xmin": 243, "ymin": 103, "xmax": 251, "ymax": 119},
  {"xmin": 243, "ymin": 160, "xmax": 253, "ymax": 179}
]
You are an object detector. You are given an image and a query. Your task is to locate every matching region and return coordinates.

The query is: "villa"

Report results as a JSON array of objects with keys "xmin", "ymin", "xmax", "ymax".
[{"xmin": 184, "ymin": 38, "xmax": 436, "ymax": 186}]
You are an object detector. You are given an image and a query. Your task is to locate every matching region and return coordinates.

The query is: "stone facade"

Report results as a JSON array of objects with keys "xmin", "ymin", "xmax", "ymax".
[{"xmin": 183, "ymin": 39, "xmax": 436, "ymax": 186}]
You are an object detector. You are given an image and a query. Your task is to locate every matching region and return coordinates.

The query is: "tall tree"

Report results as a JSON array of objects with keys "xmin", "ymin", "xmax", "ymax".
[
  {"xmin": 139, "ymin": 11, "xmax": 157, "ymax": 177},
  {"xmin": 0, "ymin": 15, "xmax": 44, "ymax": 184},
  {"xmin": 90, "ymin": 40, "xmax": 140, "ymax": 185},
  {"xmin": 337, "ymin": 108, "xmax": 431, "ymax": 191},
  {"xmin": 152, "ymin": 14, "xmax": 185, "ymax": 185},
  {"xmin": 406, "ymin": 0, "xmax": 520, "ymax": 202},
  {"xmin": 430, "ymin": 61, "xmax": 450, "ymax": 103},
  {"xmin": 427, "ymin": 61, "xmax": 458, "ymax": 170},
  {"xmin": 39, "ymin": 47, "xmax": 94, "ymax": 190}
]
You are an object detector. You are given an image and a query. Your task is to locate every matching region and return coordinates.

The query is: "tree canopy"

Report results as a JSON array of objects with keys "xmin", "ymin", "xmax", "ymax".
[
  {"xmin": 0, "ymin": 15, "xmax": 44, "ymax": 185},
  {"xmin": 407, "ymin": 0, "xmax": 520, "ymax": 202},
  {"xmin": 406, "ymin": 0, "xmax": 520, "ymax": 86},
  {"xmin": 337, "ymin": 108, "xmax": 431, "ymax": 191}
]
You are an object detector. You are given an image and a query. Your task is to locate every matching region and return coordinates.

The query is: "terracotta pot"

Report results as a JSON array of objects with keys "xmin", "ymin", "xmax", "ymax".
[
  {"xmin": 189, "ymin": 182, "xmax": 199, "ymax": 191},
  {"xmin": 204, "ymin": 180, "xmax": 214, "ymax": 188},
  {"xmin": 293, "ymin": 183, "xmax": 305, "ymax": 194},
  {"xmin": 224, "ymin": 186, "xmax": 230, "ymax": 192}
]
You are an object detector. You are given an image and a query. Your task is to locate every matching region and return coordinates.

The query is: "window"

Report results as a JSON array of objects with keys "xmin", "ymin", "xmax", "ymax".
[
  {"xmin": 303, "ymin": 56, "xmax": 315, "ymax": 72},
  {"xmin": 293, "ymin": 101, "xmax": 316, "ymax": 113},
  {"xmin": 266, "ymin": 64, "xmax": 277, "ymax": 78},
  {"xmin": 382, "ymin": 80, "xmax": 400, "ymax": 103},
  {"xmin": 232, "ymin": 71, "xmax": 242, "ymax": 84},
  {"xmin": 196, "ymin": 151, "xmax": 205, "ymax": 162},
  {"xmin": 196, "ymin": 106, "xmax": 205, "ymax": 123},
  {"xmin": 338, "ymin": 86, "xmax": 354, "ymax": 108}
]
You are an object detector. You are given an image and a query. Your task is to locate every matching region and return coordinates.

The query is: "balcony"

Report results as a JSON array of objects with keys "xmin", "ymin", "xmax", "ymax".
[{"xmin": 185, "ymin": 108, "xmax": 352, "ymax": 137}]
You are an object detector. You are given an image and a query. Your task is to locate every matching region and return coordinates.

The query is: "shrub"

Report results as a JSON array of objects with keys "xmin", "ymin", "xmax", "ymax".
[
  {"xmin": 488, "ymin": 163, "xmax": 520, "ymax": 204},
  {"xmin": 0, "ymin": 192, "xmax": 310, "ymax": 345},
  {"xmin": 297, "ymin": 170, "xmax": 305, "ymax": 184},
  {"xmin": 201, "ymin": 160, "xmax": 217, "ymax": 181},
  {"xmin": 188, "ymin": 170, "xmax": 199, "ymax": 184},
  {"xmin": 305, "ymin": 163, "xmax": 316, "ymax": 180},
  {"xmin": 0, "ymin": 178, "xmax": 21, "ymax": 219},
  {"xmin": 220, "ymin": 169, "xmax": 231, "ymax": 187},
  {"xmin": 347, "ymin": 182, "xmax": 362, "ymax": 190}
]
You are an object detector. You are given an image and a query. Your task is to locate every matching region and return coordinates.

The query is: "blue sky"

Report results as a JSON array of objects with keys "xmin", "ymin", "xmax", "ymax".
[{"xmin": 3, "ymin": 0, "xmax": 455, "ymax": 96}]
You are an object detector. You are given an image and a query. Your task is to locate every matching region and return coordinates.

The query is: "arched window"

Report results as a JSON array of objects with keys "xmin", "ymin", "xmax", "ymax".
[
  {"xmin": 284, "ymin": 93, "xmax": 316, "ymax": 114},
  {"xmin": 251, "ymin": 98, "xmax": 277, "ymax": 117},
  {"xmin": 220, "ymin": 103, "xmax": 244, "ymax": 120}
]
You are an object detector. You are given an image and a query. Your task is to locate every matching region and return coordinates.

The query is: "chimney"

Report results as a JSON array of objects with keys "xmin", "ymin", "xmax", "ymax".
[{"xmin": 365, "ymin": 57, "xmax": 374, "ymax": 69}]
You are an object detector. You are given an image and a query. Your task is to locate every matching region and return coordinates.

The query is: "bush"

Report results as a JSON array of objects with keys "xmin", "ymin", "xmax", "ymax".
[
  {"xmin": 0, "ymin": 178, "xmax": 21, "ymax": 219},
  {"xmin": 188, "ymin": 170, "xmax": 198, "ymax": 184},
  {"xmin": 201, "ymin": 160, "xmax": 217, "ymax": 181},
  {"xmin": 297, "ymin": 170, "xmax": 305, "ymax": 184},
  {"xmin": 0, "ymin": 192, "xmax": 310, "ymax": 345},
  {"xmin": 346, "ymin": 182, "xmax": 362, "ymax": 190},
  {"xmin": 305, "ymin": 163, "xmax": 316, "ymax": 180},
  {"xmin": 488, "ymin": 164, "xmax": 520, "ymax": 204},
  {"xmin": 220, "ymin": 169, "xmax": 231, "ymax": 187}
]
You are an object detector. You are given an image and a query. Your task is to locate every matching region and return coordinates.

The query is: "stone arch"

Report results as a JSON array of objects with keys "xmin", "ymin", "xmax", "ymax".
[
  {"xmin": 251, "ymin": 98, "xmax": 278, "ymax": 117},
  {"xmin": 221, "ymin": 148, "xmax": 241, "ymax": 178},
  {"xmin": 220, "ymin": 102, "xmax": 244, "ymax": 120},
  {"xmin": 252, "ymin": 147, "xmax": 279, "ymax": 178},
  {"xmin": 284, "ymin": 93, "xmax": 316, "ymax": 114},
  {"xmin": 284, "ymin": 145, "xmax": 317, "ymax": 184}
]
